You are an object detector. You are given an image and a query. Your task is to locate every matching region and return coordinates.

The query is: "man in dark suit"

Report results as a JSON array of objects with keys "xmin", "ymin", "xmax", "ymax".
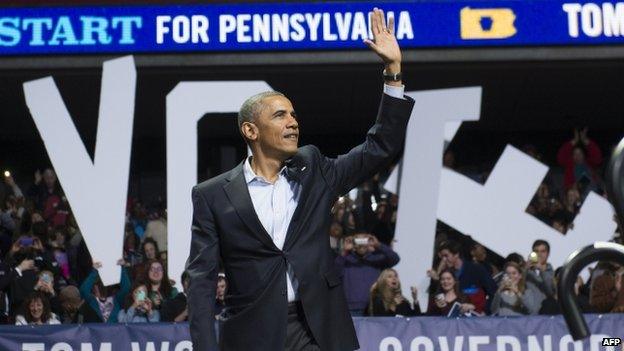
[{"xmin": 186, "ymin": 8, "xmax": 414, "ymax": 351}]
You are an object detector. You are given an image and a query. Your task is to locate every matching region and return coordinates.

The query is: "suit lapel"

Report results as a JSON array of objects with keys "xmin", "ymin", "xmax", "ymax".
[{"xmin": 223, "ymin": 163, "xmax": 279, "ymax": 251}]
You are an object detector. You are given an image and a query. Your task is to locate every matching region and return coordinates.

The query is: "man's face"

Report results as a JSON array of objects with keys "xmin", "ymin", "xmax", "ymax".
[
  {"xmin": 353, "ymin": 234, "xmax": 369, "ymax": 256},
  {"xmin": 440, "ymin": 249, "xmax": 459, "ymax": 267},
  {"xmin": 471, "ymin": 245, "xmax": 486, "ymax": 262},
  {"xmin": 245, "ymin": 95, "xmax": 299, "ymax": 159},
  {"xmin": 533, "ymin": 244, "xmax": 549, "ymax": 265}
]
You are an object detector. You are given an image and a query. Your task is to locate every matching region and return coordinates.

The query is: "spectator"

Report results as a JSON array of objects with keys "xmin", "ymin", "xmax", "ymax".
[
  {"xmin": 79, "ymin": 260, "xmax": 131, "ymax": 323},
  {"xmin": 562, "ymin": 187, "xmax": 581, "ymax": 224},
  {"xmin": 142, "ymin": 238, "xmax": 161, "ymax": 262},
  {"xmin": 143, "ymin": 259, "xmax": 178, "ymax": 311},
  {"xmin": 118, "ymin": 282, "xmax": 160, "ymax": 323},
  {"xmin": 494, "ymin": 253, "xmax": 526, "ymax": 284},
  {"xmin": 0, "ymin": 255, "xmax": 13, "ymax": 323},
  {"xmin": 15, "ymin": 291, "xmax": 60, "ymax": 325},
  {"xmin": 161, "ymin": 271, "xmax": 190, "ymax": 322},
  {"xmin": 371, "ymin": 199, "xmax": 395, "ymax": 246},
  {"xmin": 426, "ymin": 269, "xmax": 474, "ymax": 316},
  {"xmin": 58, "ymin": 286, "xmax": 101, "ymax": 324},
  {"xmin": 132, "ymin": 238, "xmax": 162, "ymax": 280},
  {"xmin": 367, "ymin": 268, "xmax": 420, "ymax": 316},
  {"xmin": 123, "ymin": 227, "xmax": 141, "ymax": 267},
  {"xmin": 33, "ymin": 270, "xmax": 62, "ymax": 315},
  {"xmin": 27, "ymin": 169, "xmax": 61, "ymax": 212},
  {"xmin": 470, "ymin": 243, "xmax": 498, "ymax": 277},
  {"xmin": 431, "ymin": 241, "xmax": 497, "ymax": 314},
  {"xmin": 1, "ymin": 194, "xmax": 17, "ymax": 239},
  {"xmin": 335, "ymin": 233, "xmax": 400, "ymax": 316},
  {"xmin": 589, "ymin": 262, "xmax": 624, "ymax": 313},
  {"xmin": 525, "ymin": 240, "xmax": 555, "ymax": 309},
  {"xmin": 557, "ymin": 128, "xmax": 603, "ymax": 190},
  {"xmin": 9, "ymin": 247, "xmax": 42, "ymax": 315},
  {"xmin": 491, "ymin": 262, "xmax": 540, "ymax": 316},
  {"xmin": 328, "ymin": 222, "xmax": 343, "ymax": 252},
  {"xmin": 144, "ymin": 209, "xmax": 167, "ymax": 254},
  {"xmin": 47, "ymin": 226, "xmax": 73, "ymax": 282},
  {"xmin": 129, "ymin": 201, "xmax": 148, "ymax": 240},
  {"xmin": 215, "ymin": 275, "xmax": 227, "ymax": 317},
  {"xmin": 539, "ymin": 267, "xmax": 591, "ymax": 315}
]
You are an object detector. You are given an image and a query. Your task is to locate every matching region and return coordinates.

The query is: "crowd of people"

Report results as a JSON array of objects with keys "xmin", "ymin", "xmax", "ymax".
[
  {"xmin": 0, "ymin": 169, "xmax": 226, "ymax": 325},
  {"xmin": 0, "ymin": 128, "xmax": 622, "ymax": 325},
  {"xmin": 328, "ymin": 127, "xmax": 623, "ymax": 317}
]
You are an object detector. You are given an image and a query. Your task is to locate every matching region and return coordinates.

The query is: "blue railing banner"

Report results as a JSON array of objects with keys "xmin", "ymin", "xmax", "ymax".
[{"xmin": 0, "ymin": 314, "xmax": 621, "ymax": 351}]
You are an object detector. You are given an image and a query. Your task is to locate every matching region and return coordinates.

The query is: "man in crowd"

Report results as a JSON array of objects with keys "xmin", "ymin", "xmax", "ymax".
[
  {"xmin": 335, "ymin": 234, "xmax": 400, "ymax": 316},
  {"xmin": 526, "ymin": 239, "xmax": 555, "ymax": 308},
  {"xmin": 432, "ymin": 240, "xmax": 497, "ymax": 314}
]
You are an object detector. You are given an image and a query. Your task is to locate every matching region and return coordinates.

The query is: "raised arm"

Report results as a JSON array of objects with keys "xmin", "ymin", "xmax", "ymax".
[
  {"xmin": 318, "ymin": 9, "xmax": 414, "ymax": 196},
  {"xmin": 186, "ymin": 186, "xmax": 220, "ymax": 351}
]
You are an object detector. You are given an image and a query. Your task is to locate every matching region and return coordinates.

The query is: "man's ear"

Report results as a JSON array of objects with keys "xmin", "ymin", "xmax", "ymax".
[{"xmin": 241, "ymin": 122, "xmax": 258, "ymax": 142}]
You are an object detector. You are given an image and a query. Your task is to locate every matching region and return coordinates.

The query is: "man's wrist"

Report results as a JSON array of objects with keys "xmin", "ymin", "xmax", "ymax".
[
  {"xmin": 384, "ymin": 62, "xmax": 402, "ymax": 87},
  {"xmin": 385, "ymin": 62, "xmax": 401, "ymax": 74}
]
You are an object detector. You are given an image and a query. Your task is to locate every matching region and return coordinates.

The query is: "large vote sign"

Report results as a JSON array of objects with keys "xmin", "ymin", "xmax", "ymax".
[
  {"xmin": 0, "ymin": 315, "xmax": 621, "ymax": 351},
  {"xmin": 1, "ymin": 0, "xmax": 624, "ymax": 55}
]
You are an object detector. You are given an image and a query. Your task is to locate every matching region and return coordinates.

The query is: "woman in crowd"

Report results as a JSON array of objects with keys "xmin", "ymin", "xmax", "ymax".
[
  {"xmin": 79, "ymin": 260, "xmax": 131, "ymax": 323},
  {"xmin": 368, "ymin": 268, "xmax": 420, "ymax": 316},
  {"xmin": 33, "ymin": 270, "xmax": 62, "ymax": 315},
  {"xmin": 143, "ymin": 259, "xmax": 177, "ymax": 311},
  {"xmin": 142, "ymin": 238, "xmax": 161, "ymax": 261},
  {"xmin": 123, "ymin": 225, "xmax": 142, "ymax": 267},
  {"xmin": 491, "ymin": 262, "xmax": 540, "ymax": 316},
  {"xmin": 118, "ymin": 282, "xmax": 160, "ymax": 323},
  {"xmin": 15, "ymin": 291, "xmax": 60, "ymax": 325},
  {"xmin": 426, "ymin": 269, "xmax": 475, "ymax": 316}
]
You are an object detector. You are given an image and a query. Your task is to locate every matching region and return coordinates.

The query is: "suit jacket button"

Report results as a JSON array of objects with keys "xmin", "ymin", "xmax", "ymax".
[{"xmin": 281, "ymin": 290, "xmax": 286, "ymax": 296}]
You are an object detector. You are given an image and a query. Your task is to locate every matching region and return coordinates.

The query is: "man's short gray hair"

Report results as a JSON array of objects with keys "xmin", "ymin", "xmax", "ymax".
[{"xmin": 237, "ymin": 91, "xmax": 285, "ymax": 129}]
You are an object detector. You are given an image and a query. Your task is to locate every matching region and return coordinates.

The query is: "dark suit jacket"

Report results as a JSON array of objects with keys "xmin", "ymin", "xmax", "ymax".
[{"xmin": 186, "ymin": 93, "xmax": 414, "ymax": 350}]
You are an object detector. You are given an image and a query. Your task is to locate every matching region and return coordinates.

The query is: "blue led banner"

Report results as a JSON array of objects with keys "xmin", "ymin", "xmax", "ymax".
[{"xmin": 1, "ymin": 1, "xmax": 624, "ymax": 56}]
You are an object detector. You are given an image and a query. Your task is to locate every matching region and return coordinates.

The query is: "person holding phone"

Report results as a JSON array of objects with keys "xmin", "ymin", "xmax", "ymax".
[
  {"xmin": 525, "ymin": 240, "xmax": 555, "ymax": 311},
  {"xmin": 335, "ymin": 233, "xmax": 400, "ymax": 316},
  {"xmin": 426, "ymin": 269, "xmax": 474, "ymax": 316},
  {"xmin": 117, "ymin": 282, "xmax": 160, "ymax": 323},
  {"xmin": 490, "ymin": 262, "xmax": 540, "ymax": 316},
  {"xmin": 34, "ymin": 270, "xmax": 62, "ymax": 315}
]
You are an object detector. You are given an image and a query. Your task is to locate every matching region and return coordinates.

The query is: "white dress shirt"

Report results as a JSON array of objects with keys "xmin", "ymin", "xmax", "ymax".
[{"xmin": 243, "ymin": 84, "xmax": 404, "ymax": 302}]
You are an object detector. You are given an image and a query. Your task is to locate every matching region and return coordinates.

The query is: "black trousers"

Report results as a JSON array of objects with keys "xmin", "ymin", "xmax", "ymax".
[{"xmin": 285, "ymin": 302, "xmax": 320, "ymax": 351}]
